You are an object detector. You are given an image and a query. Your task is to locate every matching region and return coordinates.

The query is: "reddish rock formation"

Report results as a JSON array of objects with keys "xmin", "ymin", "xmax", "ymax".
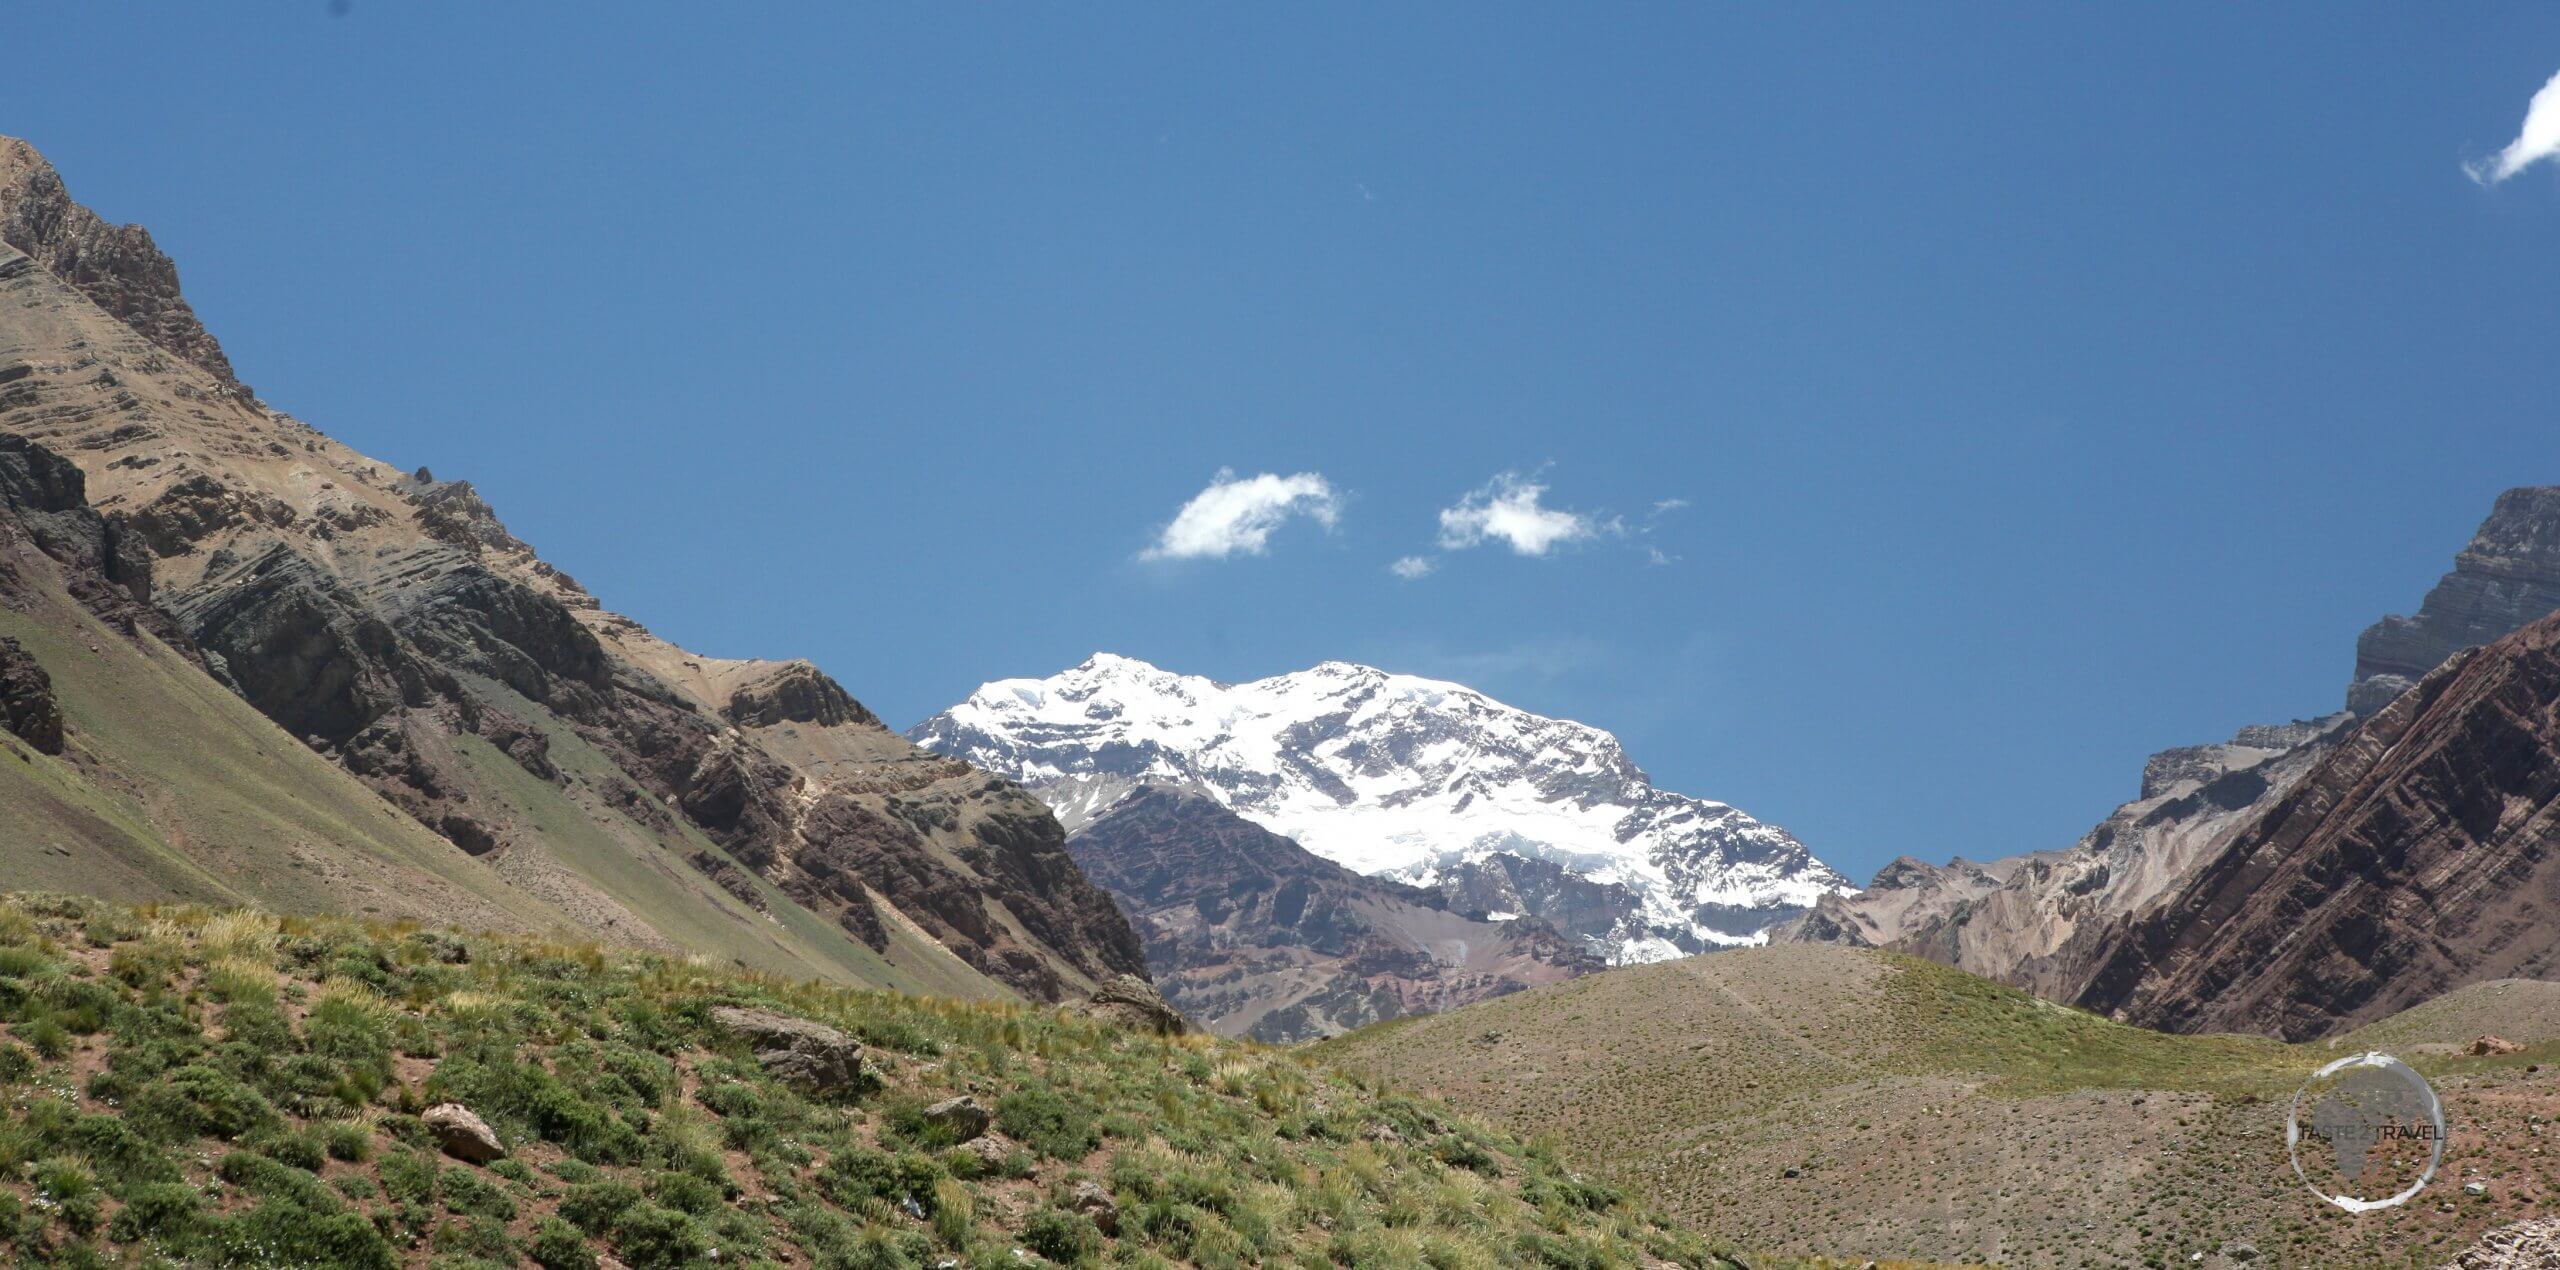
[{"xmin": 2078, "ymin": 610, "xmax": 2560, "ymax": 1040}]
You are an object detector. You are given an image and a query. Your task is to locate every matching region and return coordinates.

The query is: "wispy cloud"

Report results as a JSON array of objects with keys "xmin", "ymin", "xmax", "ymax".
[
  {"xmin": 2468, "ymin": 67, "xmax": 2560, "ymax": 185},
  {"xmin": 1436, "ymin": 472, "xmax": 1616, "ymax": 557},
  {"xmin": 1140, "ymin": 469, "xmax": 1340, "ymax": 561},
  {"xmin": 1651, "ymin": 498, "xmax": 1691, "ymax": 515},
  {"xmin": 1388, "ymin": 555, "xmax": 1435, "ymax": 580}
]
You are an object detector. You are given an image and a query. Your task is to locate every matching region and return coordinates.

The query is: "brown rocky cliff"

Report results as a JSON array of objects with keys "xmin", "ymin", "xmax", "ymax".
[
  {"xmin": 2077, "ymin": 609, "xmax": 2560, "ymax": 1040},
  {"xmin": 0, "ymin": 139, "xmax": 244, "ymax": 394}
]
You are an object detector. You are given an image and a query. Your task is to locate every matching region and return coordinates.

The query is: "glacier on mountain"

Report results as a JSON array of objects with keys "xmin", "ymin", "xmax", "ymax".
[{"xmin": 910, "ymin": 653, "xmax": 1852, "ymax": 963}]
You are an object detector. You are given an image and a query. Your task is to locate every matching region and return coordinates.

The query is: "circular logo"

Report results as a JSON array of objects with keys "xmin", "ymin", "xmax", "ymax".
[{"xmin": 2286, "ymin": 1051, "xmax": 2445, "ymax": 1212}]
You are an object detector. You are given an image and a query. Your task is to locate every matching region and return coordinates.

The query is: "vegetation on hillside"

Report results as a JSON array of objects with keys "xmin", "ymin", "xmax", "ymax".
[{"xmin": 0, "ymin": 892, "xmax": 1731, "ymax": 1269}]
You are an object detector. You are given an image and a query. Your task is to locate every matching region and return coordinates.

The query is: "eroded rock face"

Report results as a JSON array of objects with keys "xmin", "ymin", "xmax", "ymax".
[
  {"xmin": 710, "ymin": 1005, "xmax": 869, "ymax": 1095},
  {"xmin": 0, "ymin": 636, "xmax": 61, "ymax": 754},
  {"xmin": 721, "ymin": 660, "xmax": 878, "ymax": 730},
  {"xmin": 2352, "ymin": 487, "xmax": 2560, "ymax": 716},
  {"xmin": 2079, "ymin": 612, "xmax": 2560, "ymax": 1040}
]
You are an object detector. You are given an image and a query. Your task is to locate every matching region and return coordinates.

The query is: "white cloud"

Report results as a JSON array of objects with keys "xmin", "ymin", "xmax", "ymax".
[
  {"xmin": 1389, "ymin": 555, "xmax": 1435, "ymax": 579},
  {"xmin": 1651, "ymin": 498, "xmax": 1691, "ymax": 515},
  {"xmin": 1435, "ymin": 472, "xmax": 1611, "ymax": 556},
  {"xmin": 2468, "ymin": 67, "xmax": 2560, "ymax": 185},
  {"xmin": 1140, "ymin": 468, "xmax": 1339, "ymax": 561}
]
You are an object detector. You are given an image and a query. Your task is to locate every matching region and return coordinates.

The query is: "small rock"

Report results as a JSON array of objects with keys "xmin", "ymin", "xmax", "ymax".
[
  {"xmin": 959, "ymin": 1136, "xmax": 1013, "ymax": 1170},
  {"xmin": 710, "ymin": 1005, "xmax": 868, "ymax": 1094},
  {"xmin": 1781, "ymin": 1165, "xmax": 1802, "ymax": 1179},
  {"xmin": 923, "ymin": 1095, "xmax": 993, "ymax": 1142},
  {"xmin": 422, "ymin": 1103, "xmax": 506, "ymax": 1164},
  {"xmin": 1068, "ymin": 1179, "xmax": 1120, "ymax": 1235},
  {"xmin": 2470, "ymin": 1035, "xmax": 2526, "ymax": 1057},
  {"xmin": 2217, "ymin": 1240, "xmax": 2258, "ymax": 1263},
  {"xmin": 2467, "ymin": 1181, "xmax": 2490, "ymax": 1196}
]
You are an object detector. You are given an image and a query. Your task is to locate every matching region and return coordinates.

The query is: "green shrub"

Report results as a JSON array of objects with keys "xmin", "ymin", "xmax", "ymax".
[
  {"xmin": 442, "ymin": 1165, "xmax": 518, "ymax": 1221},
  {"xmin": 529, "ymin": 1215, "xmax": 599, "ymax": 1270},
  {"xmin": 995, "ymin": 1086, "xmax": 1098, "ymax": 1160},
  {"xmin": 609, "ymin": 1201, "xmax": 712, "ymax": 1270},
  {"xmin": 560, "ymin": 1179, "xmax": 646, "ymax": 1235},
  {"xmin": 1022, "ymin": 1207, "xmax": 1103, "ymax": 1263},
  {"xmin": 106, "ymin": 1180, "xmax": 204, "ymax": 1244},
  {"xmin": 127, "ymin": 1064, "xmax": 276, "ymax": 1142}
]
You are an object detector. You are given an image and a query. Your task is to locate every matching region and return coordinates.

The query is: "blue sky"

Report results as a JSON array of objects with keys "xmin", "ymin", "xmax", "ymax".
[{"xmin": 10, "ymin": 4, "xmax": 2560, "ymax": 884}]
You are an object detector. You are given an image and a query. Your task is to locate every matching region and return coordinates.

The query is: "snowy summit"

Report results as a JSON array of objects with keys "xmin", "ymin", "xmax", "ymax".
[{"xmin": 910, "ymin": 653, "xmax": 1853, "ymax": 963}]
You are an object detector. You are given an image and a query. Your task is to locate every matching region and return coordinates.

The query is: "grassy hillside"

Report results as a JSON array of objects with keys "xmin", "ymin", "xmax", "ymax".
[
  {"xmin": 0, "ymin": 596, "xmax": 570, "ymax": 941},
  {"xmin": 0, "ymin": 892, "xmax": 1734, "ymax": 1269},
  {"xmin": 1316, "ymin": 946, "xmax": 2560, "ymax": 1268}
]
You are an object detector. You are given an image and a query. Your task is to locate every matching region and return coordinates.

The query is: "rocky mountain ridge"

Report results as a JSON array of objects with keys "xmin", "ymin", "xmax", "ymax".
[
  {"xmin": 2080, "ymin": 606, "xmax": 2560, "ymax": 1039},
  {"xmin": 912, "ymin": 653, "xmax": 1851, "ymax": 962},
  {"xmin": 0, "ymin": 135, "xmax": 1141, "ymax": 1002},
  {"xmin": 1782, "ymin": 484, "xmax": 2560, "ymax": 1038}
]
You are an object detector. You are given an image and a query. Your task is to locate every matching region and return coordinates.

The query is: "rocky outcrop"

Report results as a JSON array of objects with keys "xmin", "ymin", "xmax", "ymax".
[
  {"xmin": 0, "ymin": 636, "xmax": 61, "ymax": 754},
  {"xmin": 721, "ymin": 659, "xmax": 879, "ymax": 730},
  {"xmin": 0, "ymin": 138, "xmax": 244, "ymax": 394},
  {"xmin": 1068, "ymin": 786, "xmax": 1597, "ymax": 1041},
  {"xmin": 2351, "ymin": 486, "xmax": 2560, "ymax": 715},
  {"xmin": 2078, "ymin": 611, "xmax": 2560, "ymax": 1040},
  {"xmin": 1076, "ymin": 973, "xmax": 1192, "ymax": 1036}
]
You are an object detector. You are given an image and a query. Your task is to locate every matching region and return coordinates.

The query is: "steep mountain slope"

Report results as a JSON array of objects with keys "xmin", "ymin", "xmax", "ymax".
[
  {"xmin": 1067, "ymin": 785, "xmax": 1598, "ymax": 1042},
  {"xmin": 0, "ymin": 892, "xmax": 1735, "ymax": 1270},
  {"xmin": 913, "ymin": 654, "xmax": 1850, "ymax": 962},
  {"xmin": 0, "ymin": 136, "xmax": 1141, "ymax": 1002},
  {"xmin": 1781, "ymin": 486, "xmax": 2560, "ymax": 1020},
  {"xmin": 1777, "ymin": 713, "xmax": 2352, "ymax": 1000},
  {"xmin": 2078, "ymin": 608, "xmax": 2560, "ymax": 1040},
  {"xmin": 1317, "ymin": 944, "xmax": 2560, "ymax": 1268}
]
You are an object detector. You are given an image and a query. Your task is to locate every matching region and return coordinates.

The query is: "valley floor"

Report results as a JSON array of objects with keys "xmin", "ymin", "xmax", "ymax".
[{"xmin": 1316, "ymin": 946, "xmax": 2560, "ymax": 1269}]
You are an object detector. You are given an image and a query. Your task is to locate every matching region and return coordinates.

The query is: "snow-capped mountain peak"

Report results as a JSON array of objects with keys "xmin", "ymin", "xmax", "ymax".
[{"xmin": 910, "ymin": 654, "xmax": 1853, "ymax": 963}]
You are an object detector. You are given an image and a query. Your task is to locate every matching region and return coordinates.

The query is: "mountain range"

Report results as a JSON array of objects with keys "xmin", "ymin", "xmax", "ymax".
[{"xmin": 0, "ymin": 134, "xmax": 1140, "ymax": 1005}]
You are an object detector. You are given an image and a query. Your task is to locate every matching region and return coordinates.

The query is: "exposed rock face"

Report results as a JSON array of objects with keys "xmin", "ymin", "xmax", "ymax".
[
  {"xmin": 423, "ymin": 1103, "xmax": 507, "ymax": 1164},
  {"xmin": 1068, "ymin": 785, "xmax": 1599, "ymax": 1041},
  {"xmin": 710, "ymin": 1006, "xmax": 869, "ymax": 1094},
  {"xmin": 0, "ymin": 135, "xmax": 1147, "ymax": 1003},
  {"xmin": 915, "ymin": 654, "xmax": 1850, "ymax": 963},
  {"xmin": 2351, "ymin": 487, "xmax": 2560, "ymax": 716},
  {"xmin": 0, "ymin": 139, "xmax": 244, "ymax": 394},
  {"xmin": 0, "ymin": 635, "xmax": 61, "ymax": 753},
  {"xmin": 1076, "ymin": 973, "xmax": 1193, "ymax": 1036},
  {"xmin": 2078, "ymin": 611, "xmax": 2560, "ymax": 1040},
  {"xmin": 1775, "ymin": 715, "xmax": 2352, "ymax": 1002}
]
